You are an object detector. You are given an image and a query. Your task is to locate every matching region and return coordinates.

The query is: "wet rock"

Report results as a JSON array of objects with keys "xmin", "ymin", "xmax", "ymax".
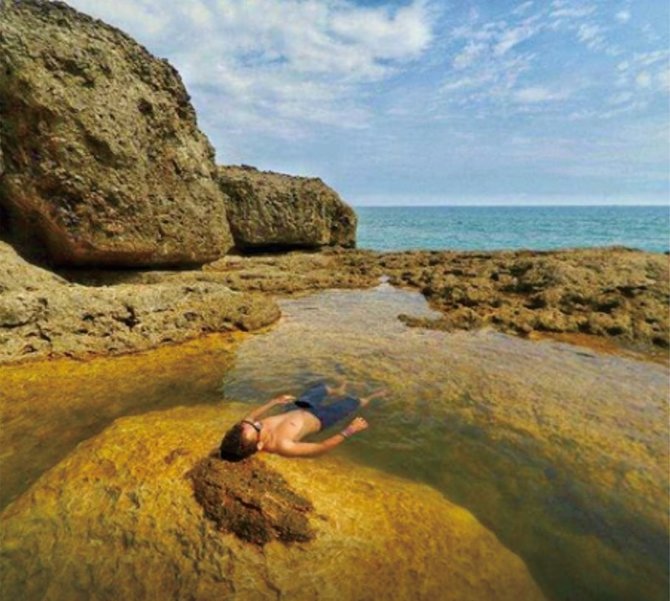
[
  {"xmin": 218, "ymin": 165, "xmax": 357, "ymax": 251},
  {"xmin": 0, "ymin": 241, "xmax": 279, "ymax": 364},
  {"xmin": 57, "ymin": 246, "xmax": 669, "ymax": 356},
  {"xmin": 0, "ymin": 405, "xmax": 547, "ymax": 601},
  {"xmin": 380, "ymin": 248, "xmax": 669, "ymax": 354},
  {"xmin": 0, "ymin": 0, "xmax": 233, "ymax": 266},
  {"xmin": 189, "ymin": 456, "xmax": 313, "ymax": 545}
]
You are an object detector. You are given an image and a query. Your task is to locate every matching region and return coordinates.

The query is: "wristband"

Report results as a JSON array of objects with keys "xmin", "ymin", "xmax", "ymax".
[{"xmin": 341, "ymin": 427, "xmax": 354, "ymax": 438}]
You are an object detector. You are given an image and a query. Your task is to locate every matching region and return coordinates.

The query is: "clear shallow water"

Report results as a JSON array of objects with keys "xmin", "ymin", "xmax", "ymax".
[
  {"xmin": 1, "ymin": 284, "xmax": 668, "ymax": 601},
  {"xmin": 356, "ymin": 205, "xmax": 670, "ymax": 252},
  {"xmin": 223, "ymin": 284, "xmax": 669, "ymax": 601}
]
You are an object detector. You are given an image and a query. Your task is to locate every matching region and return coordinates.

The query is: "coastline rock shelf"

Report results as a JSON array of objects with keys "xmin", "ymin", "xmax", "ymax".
[
  {"xmin": 0, "ymin": 405, "xmax": 547, "ymax": 601},
  {"xmin": 56, "ymin": 247, "xmax": 670, "ymax": 360},
  {"xmin": 0, "ymin": 0, "xmax": 233, "ymax": 266},
  {"xmin": 0, "ymin": 241, "xmax": 279, "ymax": 363}
]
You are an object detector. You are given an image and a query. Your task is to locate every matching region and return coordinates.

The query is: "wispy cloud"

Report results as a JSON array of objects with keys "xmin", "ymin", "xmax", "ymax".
[
  {"xmin": 61, "ymin": 0, "xmax": 669, "ymax": 203},
  {"xmin": 514, "ymin": 86, "xmax": 571, "ymax": 103},
  {"xmin": 67, "ymin": 0, "xmax": 436, "ymax": 140}
]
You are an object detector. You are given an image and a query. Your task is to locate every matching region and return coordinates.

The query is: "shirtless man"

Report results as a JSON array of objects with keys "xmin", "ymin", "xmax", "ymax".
[{"xmin": 219, "ymin": 382, "xmax": 386, "ymax": 460}]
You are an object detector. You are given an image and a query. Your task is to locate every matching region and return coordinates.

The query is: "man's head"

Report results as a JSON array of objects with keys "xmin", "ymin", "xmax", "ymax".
[{"xmin": 219, "ymin": 420, "xmax": 263, "ymax": 461}]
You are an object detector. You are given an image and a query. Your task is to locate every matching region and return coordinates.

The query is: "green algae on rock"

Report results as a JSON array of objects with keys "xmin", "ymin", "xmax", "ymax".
[
  {"xmin": 0, "ymin": 332, "xmax": 244, "ymax": 509},
  {"xmin": 189, "ymin": 456, "xmax": 314, "ymax": 545},
  {"xmin": 0, "ymin": 405, "xmax": 547, "ymax": 601}
]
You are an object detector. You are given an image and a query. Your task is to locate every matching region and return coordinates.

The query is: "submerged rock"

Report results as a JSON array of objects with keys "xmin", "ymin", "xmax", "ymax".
[
  {"xmin": 0, "ymin": 0, "xmax": 233, "ymax": 266},
  {"xmin": 0, "ymin": 241, "xmax": 279, "ymax": 363},
  {"xmin": 0, "ymin": 405, "xmax": 547, "ymax": 601},
  {"xmin": 218, "ymin": 165, "xmax": 357, "ymax": 251}
]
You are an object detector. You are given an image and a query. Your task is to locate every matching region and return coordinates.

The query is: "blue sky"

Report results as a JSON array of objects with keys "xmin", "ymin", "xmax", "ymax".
[{"xmin": 67, "ymin": 0, "xmax": 669, "ymax": 206}]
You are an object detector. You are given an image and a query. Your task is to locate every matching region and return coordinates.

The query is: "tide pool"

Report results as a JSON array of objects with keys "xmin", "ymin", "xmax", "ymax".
[{"xmin": 1, "ymin": 283, "xmax": 667, "ymax": 601}]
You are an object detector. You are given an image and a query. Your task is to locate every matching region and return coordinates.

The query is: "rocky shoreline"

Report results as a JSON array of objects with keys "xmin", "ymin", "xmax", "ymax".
[
  {"xmin": 1, "ymin": 241, "xmax": 668, "ymax": 365},
  {"xmin": 0, "ymin": 4, "xmax": 668, "ymax": 600},
  {"xmin": 62, "ymin": 245, "xmax": 670, "ymax": 357},
  {"xmin": 1, "ymin": 0, "xmax": 666, "ymax": 365}
]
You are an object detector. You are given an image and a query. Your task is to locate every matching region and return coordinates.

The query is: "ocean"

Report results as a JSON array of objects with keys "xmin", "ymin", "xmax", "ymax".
[{"xmin": 355, "ymin": 205, "xmax": 670, "ymax": 253}]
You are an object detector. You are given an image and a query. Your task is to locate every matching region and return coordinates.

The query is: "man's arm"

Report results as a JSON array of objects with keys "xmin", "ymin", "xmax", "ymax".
[
  {"xmin": 276, "ymin": 417, "xmax": 368, "ymax": 458},
  {"xmin": 244, "ymin": 394, "xmax": 295, "ymax": 421}
]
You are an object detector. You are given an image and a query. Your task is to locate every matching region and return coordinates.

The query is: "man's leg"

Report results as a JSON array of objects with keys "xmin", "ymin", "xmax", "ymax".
[
  {"xmin": 312, "ymin": 389, "xmax": 387, "ymax": 430},
  {"xmin": 326, "ymin": 380, "xmax": 348, "ymax": 397},
  {"xmin": 358, "ymin": 388, "xmax": 387, "ymax": 408},
  {"xmin": 295, "ymin": 382, "xmax": 329, "ymax": 408}
]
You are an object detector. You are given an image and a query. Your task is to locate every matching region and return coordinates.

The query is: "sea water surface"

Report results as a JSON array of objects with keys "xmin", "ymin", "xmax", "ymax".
[
  {"xmin": 356, "ymin": 205, "xmax": 670, "ymax": 252},
  {"xmin": 2, "ymin": 282, "xmax": 667, "ymax": 601}
]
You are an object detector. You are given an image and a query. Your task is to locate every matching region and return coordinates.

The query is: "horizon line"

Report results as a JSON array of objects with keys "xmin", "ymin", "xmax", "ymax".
[{"xmin": 352, "ymin": 203, "xmax": 670, "ymax": 208}]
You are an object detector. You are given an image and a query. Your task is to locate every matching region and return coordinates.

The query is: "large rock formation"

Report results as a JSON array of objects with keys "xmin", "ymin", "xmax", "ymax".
[
  {"xmin": 0, "ymin": 241, "xmax": 279, "ymax": 363},
  {"xmin": 0, "ymin": 404, "xmax": 547, "ymax": 601},
  {"xmin": 218, "ymin": 165, "xmax": 357, "ymax": 251},
  {"xmin": 0, "ymin": 0, "xmax": 233, "ymax": 266}
]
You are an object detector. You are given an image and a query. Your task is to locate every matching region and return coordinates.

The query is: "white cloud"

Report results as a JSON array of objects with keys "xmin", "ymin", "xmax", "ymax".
[
  {"xmin": 659, "ymin": 69, "xmax": 670, "ymax": 93},
  {"xmin": 615, "ymin": 10, "xmax": 631, "ymax": 24},
  {"xmin": 514, "ymin": 86, "xmax": 570, "ymax": 103},
  {"xmin": 550, "ymin": 5, "xmax": 596, "ymax": 21},
  {"xmin": 577, "ymin": 24, "xmax": 603, "ymax": 46},
  {"xmin": 513, "ymin": 2, "xmax": 535, "ymax": 16},
  {"xmin": 452, "ymin": 41, "xmax": 486, "ymax": 70},
  {"xmin": 65, "ymin": 0, "xmax": 436, "ymax": 139},
  {"xmin": 493, "ymin": 20, "xmax": 541, "ymax": 56},
  {"xmin": 615, "ymin": 50, "xmax": 670, "ymax": 97}
]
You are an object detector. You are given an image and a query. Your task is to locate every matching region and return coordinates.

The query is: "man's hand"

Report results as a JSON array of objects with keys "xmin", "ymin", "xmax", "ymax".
[
  {"xmin": 342, "ymin": 417, "xmax": 369, "ymax": 437},
  {"xmin": 244, "ymin": 394, "xmax": 296, "ymax": 421},
  {"xmin": 272, "ymin": 394, "xmax": 296, "ymax": 405}
]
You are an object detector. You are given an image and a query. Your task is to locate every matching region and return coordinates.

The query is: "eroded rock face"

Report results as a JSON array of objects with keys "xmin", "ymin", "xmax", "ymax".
[
  {"xmin": 218, "ymin": 165, "xmax": 357, "ymax": 251},
  {"xmin": 0, "ymin": 405, "xmax": 547, "ymax": 601},
  {"xmin": 0, "ymin": 241, "xmax": 279, "ymax": 363},
  {"xmin": 0, "ymin": 0, "xmax": 233, "ymax": 266}
]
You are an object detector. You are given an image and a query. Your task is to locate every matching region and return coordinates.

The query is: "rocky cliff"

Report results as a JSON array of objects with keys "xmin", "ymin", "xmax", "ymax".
[
  {"xmin": 218, "ymin": 165, "xmax": 357, "ymax": 251},
  {"xmin": 0, "ymin": 0, "xmax": 234, "ymax": 266}
]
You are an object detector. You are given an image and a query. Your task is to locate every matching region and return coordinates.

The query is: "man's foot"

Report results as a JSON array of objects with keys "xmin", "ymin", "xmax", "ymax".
[
  {"xmin": 327, "ymin": 379, "xmax": 348, "ymax": 397},
  {"xmin": 359, "ymin": 388, "xmax": 388, "ymax": 407}
]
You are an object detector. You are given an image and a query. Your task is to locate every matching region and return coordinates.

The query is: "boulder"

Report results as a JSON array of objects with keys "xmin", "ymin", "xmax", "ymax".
[
  {"xmin": 0, "ymin": 241, "xmax": 279, "ymax": 363},
  {"xmin": 218, "ymin": 165, "xmax": 357, "ymax": 251},
  {"xmin": 0, "ymin": 0, "xmax": 233, "ymax": 266},
  {"xmin": 0, "ymin": 405, "xmax": 547, "ymax": 601}
]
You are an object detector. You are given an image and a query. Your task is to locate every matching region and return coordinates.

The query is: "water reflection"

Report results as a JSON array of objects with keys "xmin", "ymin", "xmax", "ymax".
[
  {"xmin": 0, "ymin": 333, "xmax": 240, "ymax": 508},
  {"xmin": 223, "ymin": 283, "xmax": 669, "ymax": 601}
]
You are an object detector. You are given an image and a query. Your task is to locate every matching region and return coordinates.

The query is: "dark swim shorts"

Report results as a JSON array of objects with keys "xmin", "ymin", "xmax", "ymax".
[{"xmin": 292, "ymin": 383, "xmax": 360, "ymax": 430}]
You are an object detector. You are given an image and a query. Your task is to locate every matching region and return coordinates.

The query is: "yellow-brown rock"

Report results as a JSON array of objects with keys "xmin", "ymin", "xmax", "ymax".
[{"xmin": 0, "ymin": 405, "xmax": 547, "ymax": 601}]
